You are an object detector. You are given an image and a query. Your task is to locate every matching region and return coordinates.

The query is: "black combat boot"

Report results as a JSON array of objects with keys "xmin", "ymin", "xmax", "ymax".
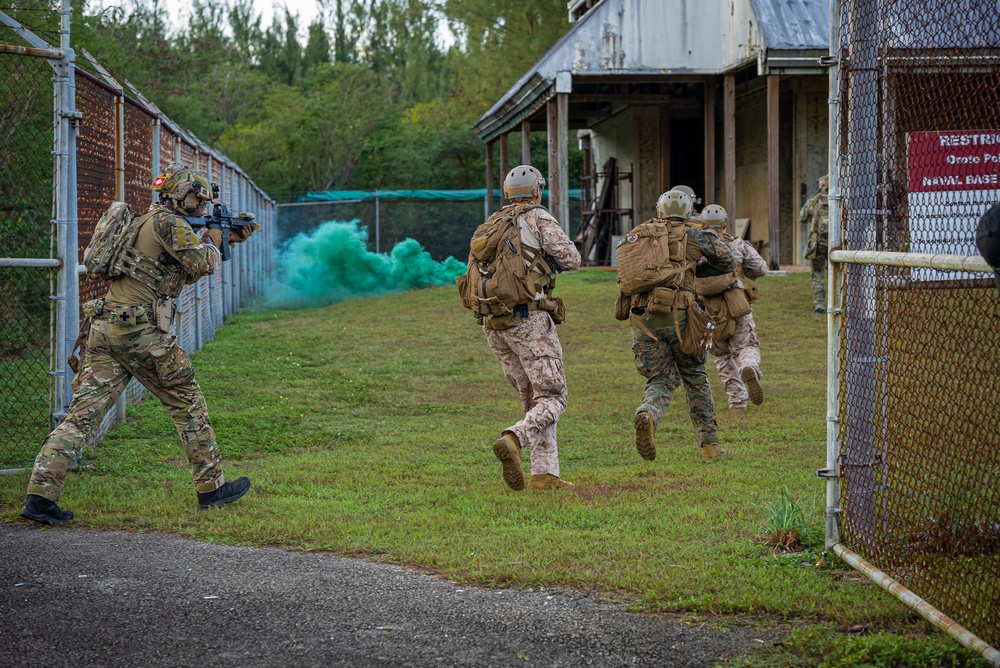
[
  {"xmin": 21, "ymin": 494, "xmax": 74, "ymax": 525},
  {"xmin": 197, "ymin": 476, "xmax": 252, "ymax": 510}
]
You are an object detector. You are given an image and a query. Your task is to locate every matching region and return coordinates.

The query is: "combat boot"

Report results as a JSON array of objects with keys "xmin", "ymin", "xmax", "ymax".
[
  {"xmin": 634, "ymin": 411, "xmax": 656, "ymax": 461},
  {"xmin": 740, "ymin": 367, "xmax": 764, "ymax": 406},
  {"xmin": 701, "ymin": 443, "xmax": 728, "ymax": 458},
  {"xmin": 527, "ymin": 474, "xmax": 574, "ymax": 490},
  {"xmin": 197, "ymin": 476, "xmax": 252, "ymax": 510},
  {"xmin": 492, "ymin": 432, "xmax": 525, "ymax": 491},
  {"xmin": 21, "ymin": 494, "xmax": 74, "ymax": 525}
]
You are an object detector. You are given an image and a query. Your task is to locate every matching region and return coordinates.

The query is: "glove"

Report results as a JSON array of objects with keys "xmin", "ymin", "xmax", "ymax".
[
  {"xmin": 200, "ymin": 228, "xmax": 223, "ymax": 248},
  {"xmin": 229, "ymin": 223, "xmax": 257, "ymax": 245}
]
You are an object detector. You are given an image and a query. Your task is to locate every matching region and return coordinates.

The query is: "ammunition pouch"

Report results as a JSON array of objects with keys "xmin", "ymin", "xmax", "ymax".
[
  {"xmin": 676, "ymin": 297, "xmax": 712, "ymax": 358},
  {"xmin": 614, "ymin": 290, "xmax": 631, "ymax": 321},
  {"xmin": 693, "ymin": 272, "xmax": 738, "ymax": 297},
  {"xmin": 153, "ymin": 296, "xmax": 177, "ymax": 334}
]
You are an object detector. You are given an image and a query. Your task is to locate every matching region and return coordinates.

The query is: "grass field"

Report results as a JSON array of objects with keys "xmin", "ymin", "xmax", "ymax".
[{"xmin": 0, "ymin": 270, "xmax": 990, "ymax": 667}]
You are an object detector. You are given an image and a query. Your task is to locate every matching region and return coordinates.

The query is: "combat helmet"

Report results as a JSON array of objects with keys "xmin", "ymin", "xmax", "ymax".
[
  {"xmin": 504, "ymin": 165, "xmax": 546, "ymax": 201},
  {"xmin": 656, "ymin": 190, "xmax": 693, "ymax": 221},
  {"xmin": 670, "ymin": 185, "xmax": 701, "ymax": 207},
  {"xmin": 700, "ymin": 204, "xmax": 727, "ymax": 231},
  {"xmin": 152, "ymin": 163, "xmax": 212, "ymax": 214},
  {"xmin": 818, "ymin": 174, "xmax": 830, "ymax": 191}
]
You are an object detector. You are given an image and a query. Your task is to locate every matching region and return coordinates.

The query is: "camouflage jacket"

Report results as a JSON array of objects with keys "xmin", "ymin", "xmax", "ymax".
[
  {"xmin": 105, "ymin": 204, "xmax": 219, "ymax": 306},
  {"xmin": 800, "ymin": 191, "xmax": 830, "ymax": 260}
]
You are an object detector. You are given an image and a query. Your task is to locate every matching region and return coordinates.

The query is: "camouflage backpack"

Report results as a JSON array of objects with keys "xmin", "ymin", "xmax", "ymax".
[
  {"xmin": 615, "ymin": 218, "xmax": 690, "ymax": 296},
  {"xmin": 456, "ymin": 202, "xmax": 555, "ymax": 330},
  {"xmin": 83, "ymin": 201, "xmax": 148, "ymax": 280}
]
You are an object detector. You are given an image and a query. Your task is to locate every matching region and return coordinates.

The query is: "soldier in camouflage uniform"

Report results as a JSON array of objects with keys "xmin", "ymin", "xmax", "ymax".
[
  {"xmin": 801, "ymin": 174, "xmax": 829, "ymax": 314},
  {"xmin": 487, "ymin": 166, "xmax": 581, "ymax": 491},
  {"xmin": 699, "ymin": 205, "xmax": 769, "ymax": 410},
  {"xmin": 21, "ymin": 165, "xmax": 256, "ymax": 525},
  {"xmin": 620, "ymin": 191, "xmax": 737, "ymax": 460}
]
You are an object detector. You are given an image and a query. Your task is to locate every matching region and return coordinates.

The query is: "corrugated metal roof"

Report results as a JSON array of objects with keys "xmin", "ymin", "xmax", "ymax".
[
  {"xmin": 475, "ymin": 0, "xmax": 830, "ymax": 140},
  {"xmin": 750, "ymin": 0, "xmax": 829, "ymax": 50}
]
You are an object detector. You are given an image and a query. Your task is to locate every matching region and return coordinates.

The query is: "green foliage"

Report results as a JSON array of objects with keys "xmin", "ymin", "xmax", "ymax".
[
  {"xmin": 755, "ymin": 487, "xmax": 822, "ymax": 551},
  {"xmin": 61, "ymin": 0, "xmax": 570, "ymax": 199}
]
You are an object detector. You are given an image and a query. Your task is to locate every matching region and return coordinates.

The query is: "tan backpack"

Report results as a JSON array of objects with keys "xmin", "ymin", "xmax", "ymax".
[
  {"xmin": 456, "ymin": 203, "xmax": 555, "ymax": 330},
  {"xmin": 615, "ymin": 218, "xmax": 690, "ymax": 296},
  {"xmin": 83, "ymin": 202, "xmax": 149, "ymax": 281}
]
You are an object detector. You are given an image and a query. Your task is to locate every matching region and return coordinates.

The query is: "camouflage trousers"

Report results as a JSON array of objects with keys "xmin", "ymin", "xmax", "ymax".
[
  {"xmin": 811, "ymin": 251, "xmax": 827, "ymax": 310},
  {"xmin": 631, "ymin": 315, "xmax": 718, "ymax": 446},
  {"xmin": 485, "ymin": 311, "xmax": 566, "ymax": 477},
  {"xmin": 710, "ymin": 312, "xmax": 761, "ymax": 408},
  {"xmin": 27, "ymin": 316, "xmax": 225, "ymax": 502}
]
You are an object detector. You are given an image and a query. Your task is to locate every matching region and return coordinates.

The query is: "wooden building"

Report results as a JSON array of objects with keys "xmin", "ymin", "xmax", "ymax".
[{"xmin": 473, "ymin": 0, "xmax": 831, "ymax": 267}]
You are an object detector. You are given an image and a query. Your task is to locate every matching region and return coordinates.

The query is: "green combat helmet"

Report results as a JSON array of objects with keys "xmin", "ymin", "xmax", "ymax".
[
  {"xmin": 655, "ymin": 189, "xmax": 693, "ymax": 221},
  {"xmin": 504, "ymin": 165, "xmax": 546, "ymax": 201},
  {"xmin": 152, "ymin": 163, "xmax": 213, "ymax": 214},
  {"xmin": 700, "ymin": 204, "xmax": 727, "ymax": 231},
  {"xmin": 671, "ymin": 185, "xmax": 702, "ymax": 207}
]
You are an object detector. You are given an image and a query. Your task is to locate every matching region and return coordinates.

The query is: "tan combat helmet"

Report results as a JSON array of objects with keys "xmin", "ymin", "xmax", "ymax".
[
  {"xmin": 655, "ymin": 190, "xmax": 693, "ymax": 221},
  {"xmin": 700, "ymin": 204, "xmax": 727, "ymax": 231},
  {"xmin": 670, "ymin": 185, "xmax": 701, "ymax": 207},
  {"xmin": 503, "ymin": 165, "xmax": 546, "ymax": 201},
  {"xmin": 818, "ymin": 174, "xmax": 830, "ymax": 192},
  {"xmin": 152, "ymin": 163, "xmax": 213, "ymax": 214}
]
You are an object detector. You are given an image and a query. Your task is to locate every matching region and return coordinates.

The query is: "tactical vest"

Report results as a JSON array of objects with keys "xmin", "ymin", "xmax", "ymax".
[
  {"xmin": 691, "ymin": 233, "xmax": 752, "ymax": 341},
  {"xmin": 456, "ymin": 202, "xmax": 556, "ymax": 330},
  {"xmin": 83, "ymin": 203, "xmax": 185, "ymax": 297}
]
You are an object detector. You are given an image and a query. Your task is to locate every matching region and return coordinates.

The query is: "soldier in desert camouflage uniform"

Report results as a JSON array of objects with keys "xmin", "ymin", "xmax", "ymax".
[
  {"xmin": 485, "ymin": 166, "xmax": 581, "ymax": 491},
  {"xmin": 801, "ymin": 175, "xmax": 830, "ymax": 314},
  {"xmin": 698, "ymin": 205, "xmax": 768, "ymax": 410},
  {"xmin": 21, "ymin": 165, "xmax": 255, "ymax": 525},
  {"xmin": 618, "ymin": 190, "xmax": 736, "ymax": 460}
]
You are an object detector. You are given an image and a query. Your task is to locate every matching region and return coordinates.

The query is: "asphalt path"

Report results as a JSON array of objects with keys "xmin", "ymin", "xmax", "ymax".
[{"xmin": 1, "ymin": 523, "xmax": 781, "ymax": 667}]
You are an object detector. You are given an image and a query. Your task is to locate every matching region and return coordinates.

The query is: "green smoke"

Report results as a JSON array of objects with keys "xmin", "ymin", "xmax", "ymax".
[{"xmin": 266, "ymin": 220, "xmax": 466, "ymax": 308}]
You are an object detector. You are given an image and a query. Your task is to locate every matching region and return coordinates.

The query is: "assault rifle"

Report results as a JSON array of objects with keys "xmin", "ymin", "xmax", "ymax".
[{"xmin": 184, "ymin": 184, "xmax": 258, "ymax": 261}]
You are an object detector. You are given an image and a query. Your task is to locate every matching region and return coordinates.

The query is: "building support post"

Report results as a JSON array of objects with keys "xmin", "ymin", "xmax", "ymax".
[
  {"xmin": 724, "ymin": 73, "xmax": 736, "ymax": 225},
  {"xmin": 485, "ymin": 139, "xmax": 495, "ymax": 217},
  {"xmin": 767, "ymin": 74, "xmax": 781, "ymax": 269},
  {"xmin": 499, "ymin": 133, "xmax": 509, "ymax": 204},
  {"xmin": 704, "ymin": 78, "xmax": 716, "ymax": 209},
  {"xmin": 521, "ymin": 120, "xmax": 531, "ymax": 164}
]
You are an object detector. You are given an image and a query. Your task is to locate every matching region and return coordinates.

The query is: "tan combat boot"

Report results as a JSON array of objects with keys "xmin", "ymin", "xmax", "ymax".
[
  {"xmin": 527, "ymin": 474, "xmax": 574, "ymax": 490},
  {"xmin": 701, "ymin": 443, "xmax": 728, "ymax": 458},
  {"xmin": 634, "ymin": 411, "xmax": 656, "ymax": 461},
  {"xmin": 492, "ymin": 431, "xmax": 525, "ymax": 491},
  {"xmin": 740, "ymin": 367, "xmax": 764, "ymax": 406}
]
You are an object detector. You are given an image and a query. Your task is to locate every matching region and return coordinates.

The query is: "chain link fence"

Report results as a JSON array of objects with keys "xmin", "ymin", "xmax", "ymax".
[
  {"xmin": 279, "ymin": 194, "xmax": 582, "ymax": 262},
  {"xmin": 830, "ymin": 0, "xmax": 1000, "ymax": 660},
  {"xmin": 1, "ymin": 7, "xmax": 275, "ymax": 470}
]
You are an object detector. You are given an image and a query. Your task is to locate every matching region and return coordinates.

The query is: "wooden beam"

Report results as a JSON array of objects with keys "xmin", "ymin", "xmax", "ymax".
[
  {"xmin": 704, "ymin": 79, "xmax": 716, "ymax": 206},
  {"xmin": 659, "ymin": 105, "xmax": 670, "ymax": 197},
  {"xmin": 485, "ymin": 139, "xmax": 495, "ymax": 217},
  {"xmin": 557, "ymin": 93, "xmax": 570, "ymax": 232},
  {"xmin": 521, "ymin": 120, "xmax": 531, "ymax": 164},
  {"xmin": 767, "ymin": 74, "xmax": 780, "ymax": 269},
  {"xmin": 499, "ymin": 133, "xmax": 510, "ymax": 195},
  {"xmin": 724, "ymin": 73, "xmax": 736, "ymax": 226},
  {"xmin": 546, "ymin": 100, "xmax": 563, "ymax": 230}
]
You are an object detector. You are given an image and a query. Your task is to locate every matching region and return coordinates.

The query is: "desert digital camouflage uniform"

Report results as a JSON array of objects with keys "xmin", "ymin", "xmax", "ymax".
[
  {"xmin": 27, "ymin": 203, "xmax": 224, "ymax": 502},
  {"xmin": 628, "ymin": 227, "xmax": 736, "ymax": 446},
  {"xmin": 710, "ymin": 234, "xmax": 768, "ymax": 409},
  {"xmin": 484, "ymin": 207, "xmax": 581, "ymax": 478},
  {"xmin": 801, "ymin": 175, "xmax": 830, "ymax": 312}
]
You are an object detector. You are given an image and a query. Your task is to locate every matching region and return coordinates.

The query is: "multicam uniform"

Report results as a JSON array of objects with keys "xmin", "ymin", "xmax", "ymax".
[
  {"xmin": 801, "ymin": 179, "xmax": 830, "ymax": 312},
  {"xmin": 27, "ymin": 204, "xmax": 225, "ymax": 502},
  {"xmin": 484, "ymin": 207, "xmax": 581, "ymax": 478},
  {"xmin": 710, "ymin": 234, "xmax": 768, "ymax": 409},
  {"xmin": 627, "ymin": 227, "xmax": 736, "ymax": 446}
]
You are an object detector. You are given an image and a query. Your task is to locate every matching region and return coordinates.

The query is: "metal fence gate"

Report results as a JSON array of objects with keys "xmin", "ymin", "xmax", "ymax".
[
  {"xmin": 826, "ymin": 0, "xmax": 1000, "ymax": 664},
  {"xmin": 1, "ymin": 3, "xmax": 275, "ymax": 470}
]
